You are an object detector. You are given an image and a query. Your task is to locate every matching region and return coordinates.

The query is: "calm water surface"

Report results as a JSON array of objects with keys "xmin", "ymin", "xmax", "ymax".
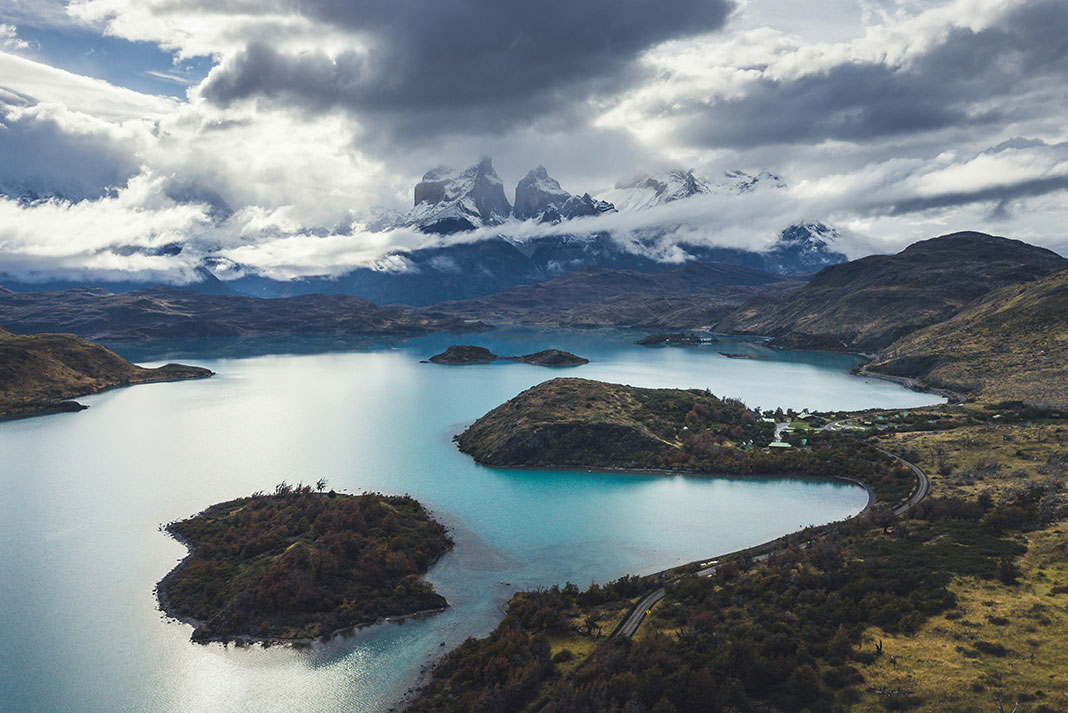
[{"xmin": 0, "ymin": 329, "xmax": 941, "ymax": 713}]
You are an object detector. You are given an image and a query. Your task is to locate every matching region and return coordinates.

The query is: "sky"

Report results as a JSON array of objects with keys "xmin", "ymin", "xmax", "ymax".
[{"xmin": 1, "ymin": 0, "xmax": 1067, "ymax": 284}]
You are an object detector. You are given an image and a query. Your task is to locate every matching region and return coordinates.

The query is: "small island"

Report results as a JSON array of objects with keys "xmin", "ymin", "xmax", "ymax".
[
  {"xmin": 428, "ymin": 344, "xmax": 588, "ymax": 367},
  {"xmin": 636, "ymin": 332, "xmax": 708, "ymax": 346},
  {"xmin": 157, "ymin": 483, "xmax": 453, "ymax": 644}
]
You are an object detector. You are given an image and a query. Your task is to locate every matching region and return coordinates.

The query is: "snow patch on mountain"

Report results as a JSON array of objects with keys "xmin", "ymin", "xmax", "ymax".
[{"xmin": 601, "ymin": 169, "xmax": 787, "ymax": 212}]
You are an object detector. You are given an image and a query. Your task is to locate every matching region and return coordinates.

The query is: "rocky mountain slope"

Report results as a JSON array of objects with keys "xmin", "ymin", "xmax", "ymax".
[
  {"xmin": 1, "ymin": 160, "xmax": 847, "ymax": 304},
  {"xmin": 868, "ymin": 267, "xmax": 1068, "ymax": 407},
  {"xmin": 224, "ymin": 223, "xmax": 841, "ymax": 306},
  {"xmin": 719, "ymin": 232, "xmax": 1067, "ymax": 353}
]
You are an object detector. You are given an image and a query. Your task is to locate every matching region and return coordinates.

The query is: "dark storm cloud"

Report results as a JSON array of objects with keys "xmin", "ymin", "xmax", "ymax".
[
  {"xmin": 200, "ymin": 0, "xmax": 734, "ymax": 140},
  {"xmin": 0, "ymin": 108, "xmax": 138, "ymax": 200},
  {"xmin": 884, "ymin": 174, "xmax": 1068, "ymax": 217},
  {"xmin": 677, "ymin": 0, "xmax": 1068, "ymax": 149}
]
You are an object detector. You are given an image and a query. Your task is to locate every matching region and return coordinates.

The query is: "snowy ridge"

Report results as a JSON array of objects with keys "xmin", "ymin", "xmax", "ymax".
[{"xmin": 600, "ymin": 168, "xmax": 787, "ymax": 212}]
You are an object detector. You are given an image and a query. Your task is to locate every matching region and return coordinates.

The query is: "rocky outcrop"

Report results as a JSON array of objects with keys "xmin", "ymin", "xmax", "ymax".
[{"xmin": 428, "ymin": 345, "xmax": 588, "ymax": 367}]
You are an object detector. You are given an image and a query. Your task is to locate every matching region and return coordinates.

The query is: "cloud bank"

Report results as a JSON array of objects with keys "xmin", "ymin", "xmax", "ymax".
[{"xmin": 0, "ymin": 0, "xmax": 1066, "ymax": 285}]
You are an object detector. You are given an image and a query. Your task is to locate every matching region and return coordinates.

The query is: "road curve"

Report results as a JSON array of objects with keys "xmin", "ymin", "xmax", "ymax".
[
  {"xmin": 612, "ymin": 448, "xmax": 930, "ymax": 639},
  {"xmin": 614, "ymin": 588, "xmax": 667, "ymax": 638},
  {"xmin": 877, "ymin": 447, "xmax": 930, "ymax": 516}
]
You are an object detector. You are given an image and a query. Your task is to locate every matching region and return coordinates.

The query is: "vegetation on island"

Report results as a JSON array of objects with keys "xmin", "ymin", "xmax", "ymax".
[
  {"xmin": 429, "ymin": 345, "xmax": 589, "ymax": 366},
  {"xmin": 457, "ymin": 377, "xmax": 915, "ymax": 502},
  {"xmin": 0, "ymin": 327, "xmax": 212, "ymax": 419},
  {"xmin": 158, "ymin": 483, "xmax": 453, "ymax": 643},
  {"xmin": 410, "ymin": 401, "xmax": 1068, "ymax": 713}
]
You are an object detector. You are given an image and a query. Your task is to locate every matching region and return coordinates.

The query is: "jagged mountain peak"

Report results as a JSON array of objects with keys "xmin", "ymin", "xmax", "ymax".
[
  {"xmin": 514, "ymin": 165, "xmax": 571, "ymax": 221},
  {"xmin": 408, "ymin": 157, "xmax": 511, "ymax": 234},
  {"xmin": 512, "ymin": 166, "xmax": 616, "ymax": 223}
]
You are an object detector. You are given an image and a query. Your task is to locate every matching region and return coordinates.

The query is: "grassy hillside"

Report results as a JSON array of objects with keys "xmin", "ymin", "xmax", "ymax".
[
  {"xmin": 718, "ymin": 232, "xmax": 1066, "ymax": 353},
  {"xmin": 0, "ymin": 329, "xmax": 212, "ymax": 418},
  {"xmin": 869, "ymin": 268, "xmax": 1068, "ymax": 407},
  {"xmin": 159, "ymin": 485, "xmax": 453, "ymax": 643}
]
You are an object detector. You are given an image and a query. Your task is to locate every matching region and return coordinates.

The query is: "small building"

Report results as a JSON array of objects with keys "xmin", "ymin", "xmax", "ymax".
[{"xmin": 769, "ymin": 441, "xmax": 792, "ymax": 448}]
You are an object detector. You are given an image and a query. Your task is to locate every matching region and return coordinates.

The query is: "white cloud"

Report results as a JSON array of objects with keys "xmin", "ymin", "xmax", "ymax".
[
  {"xmin": 0, "ymin": 51, "xmax": 176, "ymax": 120},
  {"xmin": 0, "ymin": 24, "xmax": 28, "ymax": 51},
  {"xmin": 0, "ymin": 0, "xmax": 1066, "ymax": 288}
]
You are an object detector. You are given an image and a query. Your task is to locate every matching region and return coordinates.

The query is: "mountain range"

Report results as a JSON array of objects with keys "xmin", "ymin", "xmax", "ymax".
[
  {"xmin": 1, "ymin": 159, "xmax": 846, "ymax": 305},
  {"xmin": 2, "ymin": 230, "xmax": 1066, "ymax": 407}
]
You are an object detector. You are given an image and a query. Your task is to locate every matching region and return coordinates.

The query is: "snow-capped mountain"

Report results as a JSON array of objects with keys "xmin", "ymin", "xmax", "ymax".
[
  {"xmin": 762, "ymin": 223, "xmax": 847, "ymax": 274},
  {"xmin": 406, "ymin": 158, "xmax": 512, "ymax": 234},
  {"xmin": 0, "ymin": 178, "xmax": 113, "ymax": 205},
  {"xmin": 513, "ymin": 166, "xmax": 615, "ymax": 223},
  {"xmin": 600, "ymin": 169, "xmax": 786, "ymax": 212},
  {"xmin": 513, "ymin": 166, "xmax": 571, "ymax": 220}
]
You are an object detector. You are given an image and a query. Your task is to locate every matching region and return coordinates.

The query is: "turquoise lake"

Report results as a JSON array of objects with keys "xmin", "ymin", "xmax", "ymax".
[{"xmin": 0, "ymin": 329, "xmax": 942, "ymax": 713}]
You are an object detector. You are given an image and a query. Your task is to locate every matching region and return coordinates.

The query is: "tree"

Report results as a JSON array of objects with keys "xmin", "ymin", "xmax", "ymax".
[
  {"xmin": 316, "ymin": 478, "xmax": 328, "ymax": 493},
  {"xmin": 788, "ymin": 664, "xmax": 822, "ymax": 705}
]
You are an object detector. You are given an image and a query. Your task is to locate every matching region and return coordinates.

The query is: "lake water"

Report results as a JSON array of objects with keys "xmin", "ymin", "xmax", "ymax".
[{"xmin": 0, "ymin": 329, "xmax": 941, "ymax": 713}]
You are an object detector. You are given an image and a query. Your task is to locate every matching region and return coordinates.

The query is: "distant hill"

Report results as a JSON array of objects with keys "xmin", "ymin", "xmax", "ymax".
[
  {"xmin": 869, "ymin": 268, "xmax": 1068, "ymax": 407},
  {"xmin": 0, "ymin": 287, "xmax": 487, "ymax": 340},
  {"xmin": 0, "ymin": 329, "xmax": 212, "ymax": 418},
  {"xmin": 718, "ymin": 232, "xmax": 1067, "ymax": 353},
  {"xmin": 426, "ymin": 262, "xmax": 799, "ymax": 328}
]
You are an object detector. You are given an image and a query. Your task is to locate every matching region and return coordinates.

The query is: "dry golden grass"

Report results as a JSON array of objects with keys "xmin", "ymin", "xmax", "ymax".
[
  {"xmin": 876, "ymin": 420, "xmax": 1068, "ymax": 501},
  {"xmin": 851, "ymin": 416, "xmax": 1068, "ymax": 712},
  {"xmin": 854, "ymin": 523, "xmax": 1068, "ymax": 713},
  {"xmin": 870, "ymin": 268, "xmax": 1068, "ymax": 408},
  {"xmin": 547, "ymin": 601, "xmax": 634, "ymax": 674}
]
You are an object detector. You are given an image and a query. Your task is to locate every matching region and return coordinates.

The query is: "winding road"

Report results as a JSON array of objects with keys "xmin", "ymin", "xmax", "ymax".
[{"xmin": 611, "ymin": 447, "xmax": 931, "ymax": 639}]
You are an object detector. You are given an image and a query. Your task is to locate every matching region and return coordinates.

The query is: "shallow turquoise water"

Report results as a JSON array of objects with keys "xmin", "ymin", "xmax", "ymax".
[{"xmin": 0, "ymin": 329, "xmax": 940, "ymax": 713}]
